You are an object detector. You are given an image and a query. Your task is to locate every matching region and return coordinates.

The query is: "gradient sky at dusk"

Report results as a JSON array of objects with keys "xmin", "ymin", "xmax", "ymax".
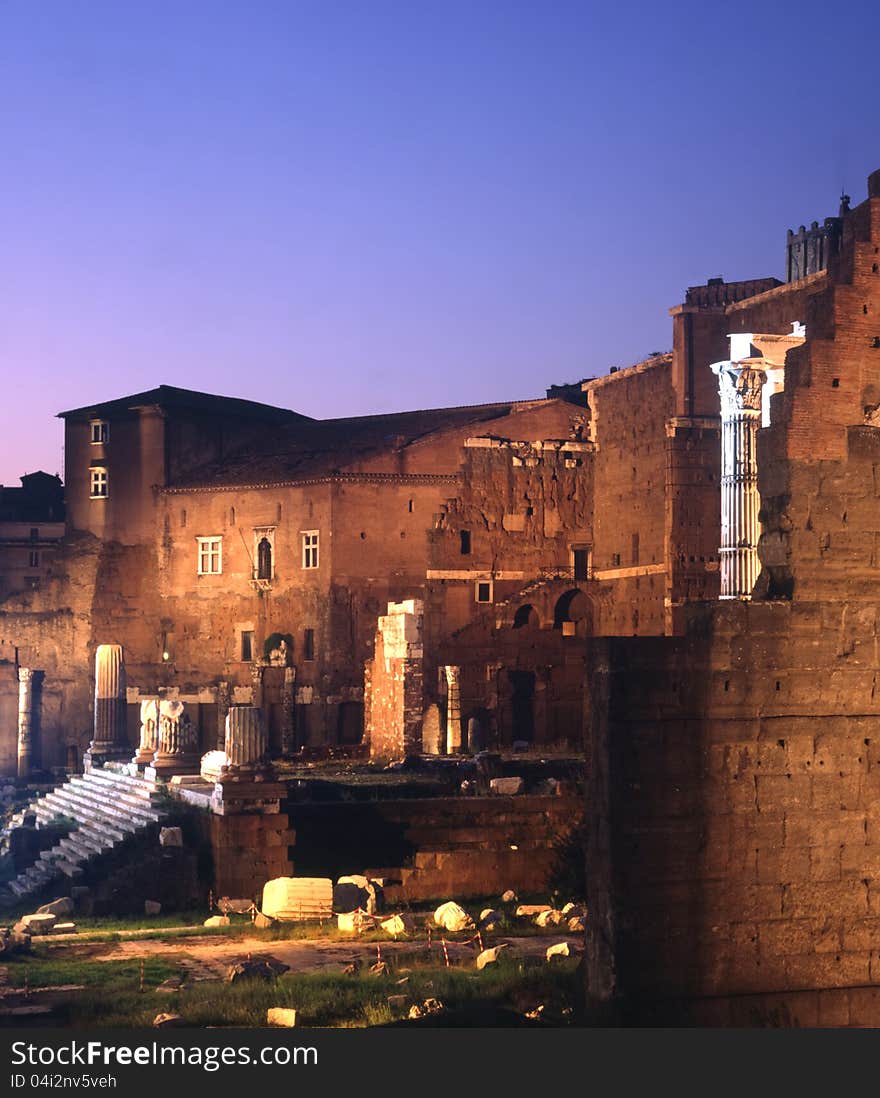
[{"xmin": 3, "ymin": 0, "xmax": 880, "ymax": 483}]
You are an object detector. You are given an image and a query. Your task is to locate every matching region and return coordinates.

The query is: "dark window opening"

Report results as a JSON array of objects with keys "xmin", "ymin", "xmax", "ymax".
[
  {"xmin": 573, "ymin": 548, "xmax": 590, "ymax": 582},
  {"xmin": 513, "ymin": 604, "xmax": 538, "ymax": 629},
  {"xmin": 631, "ymin": 532, "xmax": 640, "ymax": 565},
  {"xmin": 408, "ymin": 499, "xmax": 414, "ymax": 513},
  {"xmin": 460, "ymin": 530, "xmax": 471, "ymax": 555},
  {"xmin": 476, "ymin": 581, "xmax": 492, "ymax": 603},
  {"xmin": 611, "ymin": 552, "xmax": 621, "ymax": 567},
  {"xmin": 257, "ymin": 537, "xmax": 273, "ymax": 580},
  {"xmin": 241, "ymin": 631, "xmax": 254, "ymax": 662},
  {"xmin": 304, "ymin": 628, "xmax": 315, "ymax": 661}
]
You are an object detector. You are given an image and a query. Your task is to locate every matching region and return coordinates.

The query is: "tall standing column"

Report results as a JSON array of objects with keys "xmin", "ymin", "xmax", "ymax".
[
  {"xmin": 17, "ymin": 668, "xmax": 38, "ymax": 778},
  {"xmin": 444, "ymin": 665, "xmax": 462, "ymax": 754},
  {"xmin": 711, "ymin": 361, "xmax": 766, "ymax": 599},
  {"xmin": 86, "ymin": 644, "xmax": 130, "ymax": 768}
]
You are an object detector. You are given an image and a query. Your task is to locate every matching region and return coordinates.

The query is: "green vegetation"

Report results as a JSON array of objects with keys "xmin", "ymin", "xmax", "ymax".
[{"xmin": 3, "ymin": 951, "xmax": 581, "ymax": 1028}]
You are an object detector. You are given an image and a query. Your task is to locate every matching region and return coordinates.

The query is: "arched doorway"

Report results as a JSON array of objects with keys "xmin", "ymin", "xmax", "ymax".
[
  {"xmin": 553, "ymin": 588, "xmax": 592, "ymax": 636},
  {"xmin": 513, "ymin": 603, "xmax": 540, "ymax": 629}
]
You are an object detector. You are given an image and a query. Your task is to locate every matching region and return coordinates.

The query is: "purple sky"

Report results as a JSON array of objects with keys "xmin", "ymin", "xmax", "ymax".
[{"xmin": 2, "ymin": 0, "xmax": 880, "ymax": 484}]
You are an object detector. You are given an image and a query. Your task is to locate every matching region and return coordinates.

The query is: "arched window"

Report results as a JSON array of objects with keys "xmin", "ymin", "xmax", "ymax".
[
  {"xmin": 257, "ymin": 537, "xmax": 273, "ymax": 580},
  {"xmin": 513, "ymin": 604, "xmax": 539, "ymax": 629}
]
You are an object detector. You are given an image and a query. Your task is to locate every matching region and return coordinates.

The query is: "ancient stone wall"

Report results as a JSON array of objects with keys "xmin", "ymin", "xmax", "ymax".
[{"xmin": 587, "ymin": 176, "xmax": 880, "ymax": 1024}]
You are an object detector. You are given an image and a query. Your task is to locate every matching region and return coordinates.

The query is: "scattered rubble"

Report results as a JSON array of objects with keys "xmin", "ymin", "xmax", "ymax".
[
  {"xmin": 267, "ymin": 1007, "xmax": 297, "ymax": 1027},
  {"xmin": 534, "ymin": 909, "xmax": 563, "ymax": 928},
  {"xmin": 381, "ymin": 913, "xmax": 415, "ymax": 937},
  {"xmin": 159, "ymin": 827, "xmax": 183, "ymax": 847},
  {"xmin": 36, "ymin": 897, "xmax": 73, "ymax": 917},
  {"xmin": 546, "ymin": 941, "xmax": 572, "ymax": 961},
  {"xmin": 338, "ymin": 911, "xmax": 367, "ymax": 933},
  {"xmin": 408, "ymin": 997, "xmax": 445, "ymax": 1019},
  {"xmin": 501, "ymin": 890, "xmax": 517, "ymax": 904},
  {"xmin": 475, "ymin": 944, "xmax": 509, "ymax": 970},
  {"xmin": 13, "ymin": 913, "xmax": 56, "ymax": 936},
  {"xmin": 153, "ymin": 1013, "xmax": 185, "ymax": 1028},
  {"xmin": 253, "ymin": 911, "xmax": 275, "ymax": 930},
  {"xmin": 262, "ymin": 876, "xmax": 333, "ymax": 921},
  {"xmin": 387, "ymin": 994, "xmax": 408, "ymax": 1010},
  {"xmin": 204, "ymin": 915, "xmax": 230, "ymax": 928},
  {"xmin": 226, "ymin": 957, "xmax": 289, "ymax": 983},
  {"xmin": 478, "ymin": 909, "xmax": 503, "ymax": 931},
  {"xmin": 155, "ymin": 977, "xmax": 185, "ymax": 994},
  {"xmin": 488, "ymin": 777, "xmax": 524, "ymax": 796},
  {"xmin": 515, "ymin": 904, "xmax": 551, "ymax": 917},
  {"xmin": 568, "ymin": 916, "xmax": 586, "ymax": 932},
  {"xmin": 433, "ymin": 901, "xmax": 474, "ymax": 932},
  {"xmin": 144, "ymin": 901, "xmax": 162, "ymax": 916}
]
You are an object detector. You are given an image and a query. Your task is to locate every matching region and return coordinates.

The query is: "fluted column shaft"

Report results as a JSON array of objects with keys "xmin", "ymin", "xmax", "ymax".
[
  {"xmin": 224, "ymin": 705, "xmax": 268, "ymax": 768},
  {"xmin": 87, "ymin": 644, "xmax": 130, "ymax": 765},
  {"xmin": 711, "ymin": 361, "xmax": 766, "ymax": 600}
]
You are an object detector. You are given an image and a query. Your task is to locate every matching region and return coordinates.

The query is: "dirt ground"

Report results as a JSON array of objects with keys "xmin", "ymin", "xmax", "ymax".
[{"xmin": 65, "ymin": 931, "xmax": 579, "ymax": 978}]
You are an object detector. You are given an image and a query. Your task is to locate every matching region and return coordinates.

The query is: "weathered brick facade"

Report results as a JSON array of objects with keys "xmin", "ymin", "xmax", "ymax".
[{"xmin": 587, "ymin": 168, "xmax": 880, "ymax": 1024}]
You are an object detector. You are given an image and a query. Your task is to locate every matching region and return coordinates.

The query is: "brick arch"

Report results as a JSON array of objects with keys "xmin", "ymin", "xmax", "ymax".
[{"xmin": 512, "ymin": 603, "xmax": 540, "ymax": 629}]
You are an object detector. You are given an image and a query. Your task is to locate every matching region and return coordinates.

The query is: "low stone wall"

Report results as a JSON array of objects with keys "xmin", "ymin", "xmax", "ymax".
[
  {"xmin": 207, "ymin": 812, "xmax": 295, "ymax": 900},
  {"xmin": 287, "ymin": 794, "xmax": 581, "ymax": 902}
]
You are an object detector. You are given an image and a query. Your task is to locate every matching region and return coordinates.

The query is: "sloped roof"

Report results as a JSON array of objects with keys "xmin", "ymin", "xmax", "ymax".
[
  {"xmin": 169, "ymin": 400, "xmax": 521, "ymax": 488},
  {"xmin": 57, "ymin": 384, "xmax": 308, "ymax": 424}
]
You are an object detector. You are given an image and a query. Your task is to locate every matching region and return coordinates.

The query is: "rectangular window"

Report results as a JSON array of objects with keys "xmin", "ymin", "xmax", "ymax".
[
  {"xmin": 197, "ymin": 536, "xmax": 222, "ymax": 574},
  {"xmin": 28, "ymin": 550, "xmax": 39, "ymax": 568},
  {"xmin": 631, "ymin": 532, "xmax": 640, "ymax": 565},
  {"xmin": 573, "ymin": 547, "xmax": 591, "ymax": 582},
  {"xmin": 90, "ymin": 420, "xmax": 109, "ymax": 444},
  {"xmin": 302, "ymin": 531, "xmax": 319, "ymax": 569},
  {"xmin": 611, "ymin": 552, "xmax": 621, "ymax": 567},
  {"xmin": 460, "ymin": 530, "xmax": 471, "ymax": 555},
  {"xmin": 240, "ymin": 630, "xmax": 254, "ymax": 662},
  {"xmin": 475, "ymin": 580, "xmax": 493, "ymax": 604},
  {"xmin": 90, "ymin": 467, "xmax": 108, "ymax": 498},
  {"xmin": 303, "ymin": 628, "xmax": 315, "ymax": 661}
]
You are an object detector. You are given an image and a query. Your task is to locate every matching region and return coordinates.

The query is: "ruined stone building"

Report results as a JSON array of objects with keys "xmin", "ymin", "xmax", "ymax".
[
  {"xmin": 585, "ymin": 170, "xmax": 880, "ymax": 1024},
  {"xmin": 7, "ymin": 159, "xmax": 880, "ymax": 1020}
]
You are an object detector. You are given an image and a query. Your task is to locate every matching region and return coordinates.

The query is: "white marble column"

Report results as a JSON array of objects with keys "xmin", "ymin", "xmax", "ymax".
[
  {"xmin": 86, "ymin": 644, "xmax": 130, "ymax": 766},
  {"xmin": 224, "ymin": 705, "xmax": 268, "ymax": 769},
  {"xmin": 711, "ymin": 360, "xmax": 766, "ymax": 599},
  {"xmin": 444, "ymin": 665, "xmax": 462, "ymax": 753},
  {"xmin": 149, "ymin": 699, "xmax": 200, "ymax": 778},
  {"xmin": 17, "ymin": 668, "xmax": 35, "ymax": 778}
]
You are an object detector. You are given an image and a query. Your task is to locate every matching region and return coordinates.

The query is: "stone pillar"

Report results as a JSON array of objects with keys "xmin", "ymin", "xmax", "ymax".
[
  {"xmin": 250, "ymin": 663, "xmax": 264, "ymax": 712},
  {"xmin": 224, "ymin": 705, "xmax": 268, "ymax": 770},
  {"xmin": 133, "ymin": 698, "xmax": 159, "ymax": 767},
  {"xmin": 216, "ymin": 681, "xmax": 230, "ymax": 751},
  {"xmin": 148, "ymin": 700, "xmax": 200, "ymax": 779},
  {"xmin": 17, "ymin": 668, "xmax": 37, "ymax": 778},
  {"xmin": 86, "ymin": 644, "xmax": 130, "ymax": 768},
  {"xmin": 365, "ymin": 599, "xmax": 424, "ymax": 761},
  {"xmin": 281, "ymin": 667, "xmax": 297, "ymax": 756},
  {"xmin": 444, "ymin": 665, "xmax": 462, "ymax": 753},
  {"xmin": 710, "ymin": 360, "xmax": 766, "ymax": 599}
]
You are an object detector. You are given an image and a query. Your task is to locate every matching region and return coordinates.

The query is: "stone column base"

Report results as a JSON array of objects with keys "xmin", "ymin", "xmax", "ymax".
[{"xmin": 146, "ymin": 753, "xmax": 201, "ymax": 781}]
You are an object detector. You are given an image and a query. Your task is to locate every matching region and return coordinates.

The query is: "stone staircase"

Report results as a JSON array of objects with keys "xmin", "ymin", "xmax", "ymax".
[{"xmin": 1, "ymin": 767, "xmax": 171, "ymax": 907}]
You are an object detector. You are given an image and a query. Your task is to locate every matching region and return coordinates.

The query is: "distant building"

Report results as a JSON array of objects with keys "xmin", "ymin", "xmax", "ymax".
[{"xmin": 0, "ymin": 472, "xmax": 64, "ymax": 598}]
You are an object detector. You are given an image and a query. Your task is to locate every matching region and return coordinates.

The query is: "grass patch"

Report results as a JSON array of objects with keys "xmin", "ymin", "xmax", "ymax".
[{"xmin": 4, "ymin": 952, "xmax": 581, "ymax": 1027}]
